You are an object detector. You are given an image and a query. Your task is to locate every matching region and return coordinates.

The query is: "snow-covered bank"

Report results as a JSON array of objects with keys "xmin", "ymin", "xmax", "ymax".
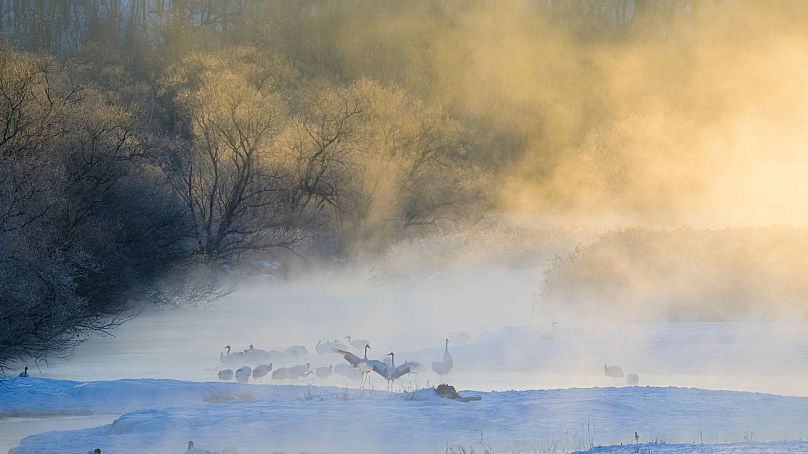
[
  {"xmin": 579, "ymin": 441, "xmax": 808, "ymax": 453},
  {"xmin": 6, "ymin": 378, "xmax": 808, "ymax": 453},
  {"xmin": 0, "ymin": 378, "xmax": 370, "ymax": 417}
]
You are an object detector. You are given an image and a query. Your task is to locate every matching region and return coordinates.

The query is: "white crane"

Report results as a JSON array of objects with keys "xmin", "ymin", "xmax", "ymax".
[
  {"xmin": 289, "ymin": 363, "xmax": 313, "ymax": 378},
  {"xmin": 284, "ymin": 345, "xmax": 308, "ymax": 358},
  {"xmin": 336, "ymin": 344, "xmax": 378, "ymax": 388},
  {"xmin": 252, "ymin": 363, "xmax": 272, "ymax": 379},
  {"xmin": 244, "ymin": 345, "xmax": 272, "ymax": 362},
  {"xmin": 540, "ymin": 321, "xmax": 558, "ymax": 341},
  {"xmin": 220, "ymin": 345, "xmax": 246, "ymax": 365},
  {"xmin": 266, "ymin": 350, "xmax": 286, "ymax": 361},
  {"xmin": 218, "ymin": 369, "xmax": 234, "ymax": 381},
  {"xmin": 372, "ymin": 352, "xmax": 412, "ymax": 390},
  {"xmin": 186, "ymin": 441, "xmax": 210, "ymax": 454},
  {"xmin": 316, "ymin": 365, "xmax": 333, "ymax": 379},
  {"xmin": 271, "ymin": 366, "xmax": 294, "ymax": 380},
  {"xmin": 18, "ymin": 366, "xmax": 28, "ymax": 378},
  {"xmin": 315, "ymin": 340, "xmax": 331, "ymax": 356},
  {"xmin": 315, "ymin": 340, "xmax": 346, "ymax": 356},
  {"xmin": 604, "ymin": 364, "xmax": 624, "ymax": 380},
  {"xmin": 235, "ymin": 365, "xmax": 251, "ymax": 384},
  {"xmin": 626, "ymin": 373, "xmax": 640, "ymax": 386},
  {"xmin": 431, "ymin": 338, "xmax": 453, "ymax": 382},
  {"xmin": 185, "ymin": 441, "xmax": 237, "ymax": 454},
  {"xmin": 345, "ymin": 336, "xmax": 371, "ymax": 351}
]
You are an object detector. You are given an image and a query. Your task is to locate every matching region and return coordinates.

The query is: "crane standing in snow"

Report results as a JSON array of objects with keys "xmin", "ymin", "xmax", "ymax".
[
  {"xmin": 431, "ymin": 338, "xmax": 453, "ymax": 383},
  {"xmin": 235, "ymin": 366, "xmax": 251, "ymax": 384},
  {"xmin": 540, "ymin": 321, "xmax": 558, "ymax": 341},
  {"xmin": 18, "ymin": 366, "xmax": 28, "ymax": 377},
  {"xmin": 336, "ymin": 344, "xmax": 378, "ymax": 388},
  {"xmin": 604, "ymin": 364, "xmax": 624, "ymax": 381},
  {"xmin": 244, "ymin": 345, "xmax": 272, "ymax": 362},
  {"xmin": 252, "ymin": 363, "xmax": 272, "ymax": 379},
  {"xmin": 186, "ymin": 441, "xmax": 209, "ymax": 454},
  {"xmin": 373, "ymin": 352, "xmax": 413, "ymax": 391},
  {"xmin": 316, "ymin": 365, "xmax": 333, "ymax": 379},
  {"xmin": 218, "ymin": 369, "xmax": 234, "ymax": 381},
  {"xmin": 284, "ymin": 345, "xmax": 308, "ymax": 358},
  {"xmin": 220, "ymin": 345, "xmax": 246, "ymax": 365}
]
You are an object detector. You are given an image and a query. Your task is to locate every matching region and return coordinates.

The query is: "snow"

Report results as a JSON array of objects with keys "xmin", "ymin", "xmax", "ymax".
[
  {"xmin": 580, "ymin": 441, "xmax": 808, "ymax": 453},
  {"xmin": 4, "ymin": 378, "xmax": 808, "ymax": 453}
]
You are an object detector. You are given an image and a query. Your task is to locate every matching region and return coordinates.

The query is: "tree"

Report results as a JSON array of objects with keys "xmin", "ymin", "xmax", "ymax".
[{"xmin": 159, "ymin": 50, "xmax": 300, "ymax": 264}]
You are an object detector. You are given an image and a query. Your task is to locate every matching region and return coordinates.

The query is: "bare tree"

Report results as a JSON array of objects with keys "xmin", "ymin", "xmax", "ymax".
[{"xmin": 160, "ymin": 50, "xmax": 301, "ymax": 264}]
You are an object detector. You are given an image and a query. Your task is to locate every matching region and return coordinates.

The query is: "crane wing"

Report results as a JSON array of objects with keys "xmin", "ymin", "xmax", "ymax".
[
  {"xmin": 335, "ymin": 349, "xmax": 362, "ymax": 366},
  {"xmin": 366, "ymin": 359, "xmax": 388, "ymax": 377},
  {"xmin": 391, "ymin": 364, "xmax": 412, "ymax": 379}
]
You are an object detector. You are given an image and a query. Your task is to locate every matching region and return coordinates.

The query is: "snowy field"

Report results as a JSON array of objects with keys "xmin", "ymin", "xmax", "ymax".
[
  {"xmin": 4, "ymin": 378, "xmax": 808, "ymax": 453},
  {"xmin": 3, "ymin": 265, "xmax": 808, "ymax": 453}
]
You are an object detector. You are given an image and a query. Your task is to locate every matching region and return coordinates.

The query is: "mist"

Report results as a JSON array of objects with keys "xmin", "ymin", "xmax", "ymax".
[
  {"xmin": 280, "ymin": 1, "xmax": 805, "ymax": 227},
  {"xmin": 3, "ymin": 2, "xmax": 808, "ymax": 453}
]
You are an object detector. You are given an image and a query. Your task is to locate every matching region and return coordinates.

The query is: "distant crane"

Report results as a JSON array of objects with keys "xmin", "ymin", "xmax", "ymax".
[
  {"xmin": 431, "ymin": 338, "xmax": 453, "ymax": 382},
  {"xmin": 271, "ymin": 366, "xmax": 294, "ymax": 380},
  {"xmin": 316, "ymin": 340, "xmax": 346, "ymax": 356},
  {"xmin": 540, "ymin": 321, "xmax": 558, "ymax": 341},
  {"xmin": 626, "ymin": 373, "xmax": 640, "ymax": 386},
  {"xmin": 220, "ymin": 345, "xmax": 246, "ymax": 365},
  {"xmin": 252, "ymin": 364, "xmax": 273, "ymax": 379},
  {"xmin": 284, "ymin": 345, "xmax": 308, "ymax": 358},
  {"xmin": 289, "ymin": 363, "xmax": 313, "ymax": 378},
  {"xmin": 316, "ymin": 365, "xmax": 333, "ymax": 379},
  {"xmin": 315, "ymin": 340, "xmax": 331, "ymax": 355},
  {"xmin": 18, "ymin": 366, "xmax": 28, "ymax": 378},
  {"xmin": 604, "ymin": 364, "xmax": 624, "ymax": 381},
  {"xmin": 185, "ymin": 441, "xmax": 208, "ymax": 454},
  {"xmin": 244, "ymin": 345, "xmax": 272, "ymax": 362},
  {"xmin": 235, "ymin": 366, "xmax": 251, "ymax": 384},
  {"xmin": 266, "ymin": 350, "xmax": 286, "ymax": 361},
  {"xmin": 218, "ymin": 369, "xmax": 234, "ymax": 381}
]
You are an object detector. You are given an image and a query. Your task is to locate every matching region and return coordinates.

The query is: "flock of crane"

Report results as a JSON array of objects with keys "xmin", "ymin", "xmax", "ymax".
[
  {"xmin": 214, "ymin": 324, "xmax": 641, "ymax": 389},
  {"xmin": 216, "ymin": 336, "xmax": 454, "ymax": 389}
]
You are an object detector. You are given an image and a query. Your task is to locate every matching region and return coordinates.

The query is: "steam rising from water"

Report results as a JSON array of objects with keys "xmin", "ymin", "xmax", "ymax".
[{"xmin": 38, "ymin": 242, "xmax": 808, "ymax": 398}]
